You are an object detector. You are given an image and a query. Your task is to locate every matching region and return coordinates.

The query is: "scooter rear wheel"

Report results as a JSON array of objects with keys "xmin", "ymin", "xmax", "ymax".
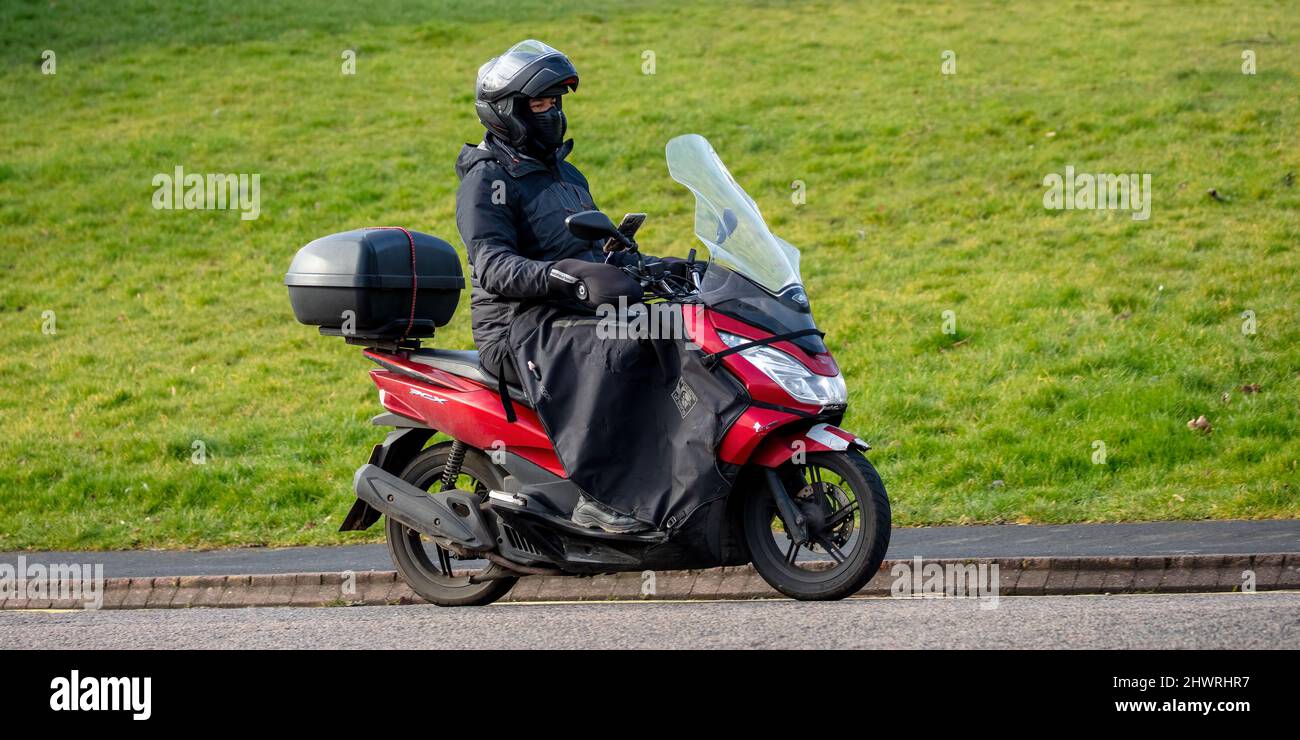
[
  {"xmin": 384, "ymin": 444, "xmax": 518, "ymax": 607},
  {"xmin": 743, "ymin": 450, "xmax": 891, "ymax": 601}
]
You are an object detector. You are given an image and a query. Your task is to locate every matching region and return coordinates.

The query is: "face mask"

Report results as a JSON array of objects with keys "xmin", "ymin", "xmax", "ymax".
[{"xmin": 528, "ymin": 106, "xmax": 567, "ymax": 150}]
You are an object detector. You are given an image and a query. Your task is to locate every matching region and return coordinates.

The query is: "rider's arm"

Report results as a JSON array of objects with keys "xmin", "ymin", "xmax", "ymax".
[{"xmin": 455, "ymin": 165, "xmax": 554, "ymax": 299}]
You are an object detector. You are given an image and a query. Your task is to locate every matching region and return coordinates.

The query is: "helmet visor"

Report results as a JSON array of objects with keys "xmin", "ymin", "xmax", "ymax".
[{"xmin": 479, "ymin": 40, "xmax": 573, "ymax": 98}]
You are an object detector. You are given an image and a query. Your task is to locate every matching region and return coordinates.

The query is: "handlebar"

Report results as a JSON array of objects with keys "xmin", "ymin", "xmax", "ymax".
[
  {"xmin": 583, "ymin": 210, "xmax": 704, "ymax": 300},
  {"xmin": 615, "ymin": 251, "xmax": 705, "ymax": 301}
]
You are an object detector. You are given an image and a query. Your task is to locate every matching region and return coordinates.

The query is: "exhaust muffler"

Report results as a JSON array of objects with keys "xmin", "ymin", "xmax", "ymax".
[{"xmin": 352, "ymin": 464, "xmax": 494, "ymax": 552}]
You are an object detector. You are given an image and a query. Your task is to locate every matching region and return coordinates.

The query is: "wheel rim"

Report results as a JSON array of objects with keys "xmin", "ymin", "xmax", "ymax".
[
  {"xmin": 402, "ymin": 464, "xmax": 493, "ymax": 588},
  {"xmin": 763, "ymin": 461, "xmax": 866, "ymax": 581}
]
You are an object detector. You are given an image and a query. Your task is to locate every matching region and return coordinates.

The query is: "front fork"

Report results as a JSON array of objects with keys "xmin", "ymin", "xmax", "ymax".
[
  {"xmin": 764, "ymin": 468, "xmax": 810, "ymax": 544},
  {"xmin": 752, "ymin": 422, "xmax": 871, "ymax": 546}
]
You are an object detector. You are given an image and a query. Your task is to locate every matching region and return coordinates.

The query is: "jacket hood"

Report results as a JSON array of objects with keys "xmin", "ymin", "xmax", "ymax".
[
  {"xmin": 455, "ymin": 142, "xmax": 497, "ymax": 180},
  {"xmin": 456, "ymin": 134, "xmax": 574, "ymax": 180}
]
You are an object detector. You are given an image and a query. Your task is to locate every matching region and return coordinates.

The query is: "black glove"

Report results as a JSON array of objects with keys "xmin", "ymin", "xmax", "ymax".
[{"xmin": 547, "ymin": 258, "xmax": 644, "ymax": 308}]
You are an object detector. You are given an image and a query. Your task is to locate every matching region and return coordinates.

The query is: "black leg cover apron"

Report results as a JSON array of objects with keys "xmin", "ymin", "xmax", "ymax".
[{"xmin": 506, "ymin": 302, "xmax": 749, "ymax": 532}]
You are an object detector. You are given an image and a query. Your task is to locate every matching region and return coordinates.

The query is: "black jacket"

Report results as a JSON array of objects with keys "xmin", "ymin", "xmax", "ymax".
[{"xmin": 454, "ymin": 135, "xmax": 613, "ymax": 374}]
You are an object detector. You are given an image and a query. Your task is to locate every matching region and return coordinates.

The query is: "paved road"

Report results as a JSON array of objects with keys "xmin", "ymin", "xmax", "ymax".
[
  {"xmin": 5, "ymin": 519, "xmax": 1298, "ymax": 578},
  {"xmin": 3, "ymin": 592, "xmax": 1297, "ymax": 649}
]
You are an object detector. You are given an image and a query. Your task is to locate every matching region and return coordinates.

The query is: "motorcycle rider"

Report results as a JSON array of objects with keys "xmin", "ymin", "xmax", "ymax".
[{"xmin": 455, "ymin": 40, "xmax": 686, "ymax": 534}]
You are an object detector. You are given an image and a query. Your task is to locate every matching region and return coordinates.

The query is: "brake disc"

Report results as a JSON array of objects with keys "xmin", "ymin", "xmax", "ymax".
[{"xmin": 798, "ymin": 481, "xmax": 855, "ymax": 547}]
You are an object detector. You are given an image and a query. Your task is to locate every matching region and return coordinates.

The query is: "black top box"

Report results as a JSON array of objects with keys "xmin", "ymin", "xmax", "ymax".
[{"xmin": 285, "ymin": 227, "xmax": 464, "ymax": 340}]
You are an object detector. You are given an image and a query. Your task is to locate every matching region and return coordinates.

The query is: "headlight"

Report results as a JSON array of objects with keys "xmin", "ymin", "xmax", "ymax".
[{"xmin": 718, "ymin": 331, "xmax": 847, "ymax": 406}]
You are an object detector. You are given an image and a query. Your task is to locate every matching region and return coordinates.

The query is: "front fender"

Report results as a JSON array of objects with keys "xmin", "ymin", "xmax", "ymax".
[{"xmin": 750, "ymin": 422, "xmax": 870, "ymax": 468}]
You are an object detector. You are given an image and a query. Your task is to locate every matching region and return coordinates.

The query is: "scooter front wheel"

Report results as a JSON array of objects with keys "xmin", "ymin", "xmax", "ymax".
[
  {"xmin": 743, "ymin": 451, "xmax": 891, "ymax": 601},
  {"xmin": 384, "ymin": 444, "xmax": 518, "ymax": 607}
]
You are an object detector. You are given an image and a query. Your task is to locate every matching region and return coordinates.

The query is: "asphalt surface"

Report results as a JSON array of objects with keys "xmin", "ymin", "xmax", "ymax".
[
  {"xmin": 3, "ymin": 592, "xmax": 1297, "ymax": 649},
  {"xmin": 5, "ymin": 519, "xmax": 1298, "ymax": 578}
]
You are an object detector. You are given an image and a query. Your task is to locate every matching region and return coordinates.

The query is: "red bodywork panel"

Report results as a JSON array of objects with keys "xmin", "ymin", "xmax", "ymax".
[
  {"xmin": 365, "ymin": 350, "xmax": 565, "ymax": 477},
  {"xmin": 363, "ymin": 304, "xmax": 857, "ymax": 477},
  {"xmin": 683, "ymin": 305, "xmax": 848, "ymax": 466}
]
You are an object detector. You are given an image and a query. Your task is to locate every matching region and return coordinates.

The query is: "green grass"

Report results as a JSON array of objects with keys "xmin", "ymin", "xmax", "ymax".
[{"xmin": 1, "ymin": 0, "xmax": 1297, "ymax": 550}]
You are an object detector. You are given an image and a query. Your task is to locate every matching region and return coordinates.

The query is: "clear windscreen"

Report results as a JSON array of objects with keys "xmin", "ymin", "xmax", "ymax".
[{"xmin": 665, "ymin": 134, "xmax": 801, "ymax": 294}]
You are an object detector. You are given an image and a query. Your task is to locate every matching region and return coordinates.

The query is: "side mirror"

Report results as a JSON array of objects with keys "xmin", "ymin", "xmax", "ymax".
[
  {"xmin": 565, "ymin": 210, "xmax": 620, "ymax": 241},
  {"xmin": 715, "ymin": 208, "xmax": 738, "ymax": 244}
]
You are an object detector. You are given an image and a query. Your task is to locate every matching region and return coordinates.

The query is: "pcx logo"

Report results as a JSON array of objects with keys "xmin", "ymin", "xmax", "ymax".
[{"xmin": 49, "ymin": 670, "xmax": 151, "ymax": 720}]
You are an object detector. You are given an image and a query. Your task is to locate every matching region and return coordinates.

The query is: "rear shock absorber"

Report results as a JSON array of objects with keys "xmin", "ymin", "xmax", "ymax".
[{"xmin": 439, "ymin": 439, "xmax": 467, "ymax": 492}]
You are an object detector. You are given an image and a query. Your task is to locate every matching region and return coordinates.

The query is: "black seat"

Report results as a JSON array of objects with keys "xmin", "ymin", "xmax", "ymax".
[{"xmin": 407, "ymin": 349, "xmax": 534, "ymax": 408}]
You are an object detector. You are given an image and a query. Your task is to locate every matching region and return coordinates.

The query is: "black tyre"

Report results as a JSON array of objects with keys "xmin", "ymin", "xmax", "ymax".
[
  {"xmin": 384, "ymin": 443, "xmax": 518, "ymax": 607},
  {"xmin": 743, "ymin": 450, "xmax": 891, "ymax": 601}
]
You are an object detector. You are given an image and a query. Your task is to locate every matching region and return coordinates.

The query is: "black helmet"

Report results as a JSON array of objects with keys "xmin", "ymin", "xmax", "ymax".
[{"xmin": 475, "ymin": 40, "xmax": 579, "ymax": 150}]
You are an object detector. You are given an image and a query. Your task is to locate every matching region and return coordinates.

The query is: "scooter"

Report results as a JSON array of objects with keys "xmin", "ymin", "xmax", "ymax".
[{"xmin": 291, "ymin": 134, "xmax": 890, "ymax": 605}]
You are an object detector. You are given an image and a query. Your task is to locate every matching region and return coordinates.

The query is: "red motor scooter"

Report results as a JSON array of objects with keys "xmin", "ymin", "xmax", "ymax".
[{"xmin": 287, "ymin": 134, "xmax": 890, "ymax": 605}]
